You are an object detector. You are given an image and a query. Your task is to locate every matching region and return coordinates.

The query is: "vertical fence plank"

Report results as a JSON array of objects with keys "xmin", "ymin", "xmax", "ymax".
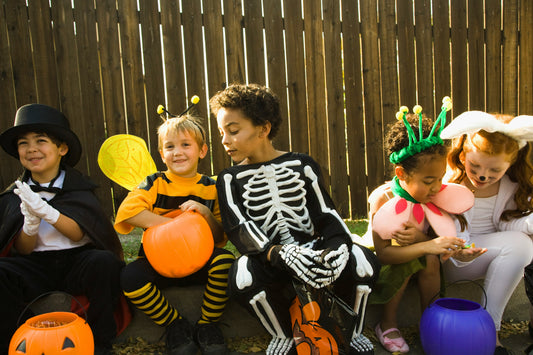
[
  {"xmin": 342, "ymin": 0, "xmax": 366, "ymax": 218},
  {"xmin": 0, "ymin": 0, "xmax": 20, "ymax": 188},
  {"xmin": 433, "ymin": 0, "xmax": 451, "ymax": 111},
  {"xmin": 263, "ymin": 0, "xmax": 289, "ymax": 152},
  {"xmin": 182, "ymin": 0, "xmax": 211, "ymax": 175},
  {"xmin": 467, "ymin": 0, "xmax": 485, "ymax": 111},
  {"xmin": 396, "ymin": 0, "xmax": 415, "ymax": 107},
  {"xmin": 224, "ymin": 0, "xmax": 246, "ymax": 84},
  {"xmin": 283, "ymin": 0, "xmax": 308, "ymax": 155},
  {"xmin": 5, "ymin": 0, "xmax": 36, "ymax": 106},
  {"xmin": 303, "ymin": 0, "xmax": 329, "ymax": 187},
  {"xmin": 485, "ymin": 0, "xmax": 501, "ymax": 113},
  {"xmin": 451, "ymin": 0, "xmax": 468, "ymax": 115},
  {"xmin": 28, "ymin": 0, "xmax": 59, "ymax": 107},
  {"xmin": 323, "ymin": 0, "xmax": 349, "ymax": 216},
  {"xmin": 519, "ymin": 0, "xmax": 533, "ymax": 114},
  {"xmin": 119, "ymin": 2, "xmax": 148, "ymax": 140},
  {"xmin": 243, "ymin": 0, "xmax": 265, "ymax": 85},
  {"xmin": 204, "ymin": 0, "xmax": 230, "ymax": 174},
  {"xmin": 502, "ymin": 0, "xmax": 518, "ymax": 115},
  {"xmin": 139, "ymin": 1, "xmax": 165, "ymax": 171},
  {"xmin": 74, "ymin": 0, "xmax": 113, "ymax": 216},
  {"xmin": 414, "ymin": 0, "xmax": 434, "ymax": 117},
  {"xmin": 379, "ymin": 0, "xmax": 399, "ymax": 134},
  {"xmin": 360, "ymin": 0, "xmax": 384, "ymax": 191}
]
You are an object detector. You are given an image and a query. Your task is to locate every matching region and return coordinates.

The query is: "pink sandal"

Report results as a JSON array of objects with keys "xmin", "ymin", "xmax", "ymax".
[{"xmin": 375, "ymin": 323, "xmax": 410, "ymax": 353}]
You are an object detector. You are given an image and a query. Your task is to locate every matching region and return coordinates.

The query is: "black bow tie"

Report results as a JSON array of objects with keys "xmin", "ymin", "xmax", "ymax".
[{"xmin": 29, "ymin": 184, "xmax": 62, "ymax": 194}]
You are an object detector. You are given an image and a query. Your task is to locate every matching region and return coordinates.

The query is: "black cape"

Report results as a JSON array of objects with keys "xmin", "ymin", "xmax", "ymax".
[{"xmin": 0, "ymin": 167, "xmax": 123, "ymax": 259}]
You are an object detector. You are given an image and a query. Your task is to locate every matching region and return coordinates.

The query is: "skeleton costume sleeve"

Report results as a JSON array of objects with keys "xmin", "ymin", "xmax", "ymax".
[{"xmin": 216, "ymin": 152, "xmax": 352, "ymax": 256}]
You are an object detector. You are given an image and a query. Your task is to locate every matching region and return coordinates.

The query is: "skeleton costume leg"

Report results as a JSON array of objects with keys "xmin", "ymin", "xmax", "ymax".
[{"xmin": 228, "ymin": 255, "xmax": 295, "ymax": 355}]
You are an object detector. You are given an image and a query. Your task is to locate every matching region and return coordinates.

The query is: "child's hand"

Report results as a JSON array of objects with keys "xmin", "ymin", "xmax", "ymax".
[
  {"xmin": 450, "ymin": 246, "xmax": 487, "ymax": 262},
  {"xmin": 14, "ymin": 181, "xmax": 60, "ymax": 224},
  {"xmin": 392, "ymin": 222, "xmax": 425, "ymax": 246},
  {"xmin": 20, "ymin": 201, "xmax": 40, "ymax": 236},
  {"xmin": 179, "ymin": 200, "xmax": 210, "ymax": 217},
  {"xmin": 427, "ymin": 236, "xmax": 464, "ymax": 260}
]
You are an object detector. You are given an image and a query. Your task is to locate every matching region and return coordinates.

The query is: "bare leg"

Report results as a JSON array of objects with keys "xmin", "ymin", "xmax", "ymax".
[
  {"xmin": 417, "ymin": 255, "xmax": 441, "ymax": 311},
  {"xmin": 380, "ymin": 276, "xmax": 411, "ymax": 339}
]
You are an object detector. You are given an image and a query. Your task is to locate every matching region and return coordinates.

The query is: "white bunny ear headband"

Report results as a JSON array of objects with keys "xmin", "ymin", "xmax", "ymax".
[{"xmin": 440, "ymin": 111, "xmax": 533, "ymax": 149}]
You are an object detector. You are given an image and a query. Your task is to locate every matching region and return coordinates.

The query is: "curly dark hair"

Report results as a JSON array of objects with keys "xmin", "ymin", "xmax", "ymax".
[
  {"xmin": 385, "ymin": 113, "xmax": 449, "ymax": 174},
  {"xmin": 209, "ymin": 83, "xmax": 282, "ymax": 140}
]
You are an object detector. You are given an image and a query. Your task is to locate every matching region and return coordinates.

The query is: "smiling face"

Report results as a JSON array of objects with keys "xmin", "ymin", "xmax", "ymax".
[
  {"xmin": 461, "ymin": 148, "xmax": 511, "ymax": 190},
  {"xmin": 216, "ymin": 108, "xmax": 269, "ymax": 164},
  {"xmin": 159, "ymin": 129, "xmax": 207, "ymax": 178},
  {"xmin": 17, "ymin": 132, "xmax": 68, "ymax": 183},
  {"xmin": 397, "ymin": 153, "xmax": 447, "ymax": 203}
]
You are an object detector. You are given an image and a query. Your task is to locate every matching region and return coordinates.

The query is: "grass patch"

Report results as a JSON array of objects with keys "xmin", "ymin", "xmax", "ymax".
[{"xmin": 118, "ymin": 220, "xmax": 370, "ymax": 264}]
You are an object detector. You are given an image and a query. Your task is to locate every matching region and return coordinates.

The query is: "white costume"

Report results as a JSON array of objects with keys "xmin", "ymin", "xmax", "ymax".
[{"xmin": 443, "ymin": 174, "xmax": 533, "ymax": 330}]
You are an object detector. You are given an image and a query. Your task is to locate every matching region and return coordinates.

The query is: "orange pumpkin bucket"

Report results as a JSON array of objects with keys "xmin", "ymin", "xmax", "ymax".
[
  {"xmin": 9, "ymin": 311, "xmax": 94, "ymax": 355},
  {"xmin": 143, "ymin": 210, "xmax": 214, "ymax": 278}
]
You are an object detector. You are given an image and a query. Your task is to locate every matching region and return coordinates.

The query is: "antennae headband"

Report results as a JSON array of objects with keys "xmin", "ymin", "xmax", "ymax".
[{"xmin": 440, "ymin": 111, "xmax": 533, "ymax": 149}]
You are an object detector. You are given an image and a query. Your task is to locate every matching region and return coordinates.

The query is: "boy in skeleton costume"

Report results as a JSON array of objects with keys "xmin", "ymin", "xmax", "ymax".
[{"xmin": 210, "ymin": 84, "xmax": 380, "ymax": 355}]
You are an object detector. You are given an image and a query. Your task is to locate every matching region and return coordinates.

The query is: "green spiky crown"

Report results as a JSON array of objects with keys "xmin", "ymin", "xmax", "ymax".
[{"xmin": 389, "ymin": 97, "xmax": 452, "ymax": 164}]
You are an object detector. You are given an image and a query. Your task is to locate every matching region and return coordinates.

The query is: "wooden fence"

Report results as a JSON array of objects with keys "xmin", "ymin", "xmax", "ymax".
[{"xmin": 1, "ymin": 0, "xmax": 532, "ymax": 219}]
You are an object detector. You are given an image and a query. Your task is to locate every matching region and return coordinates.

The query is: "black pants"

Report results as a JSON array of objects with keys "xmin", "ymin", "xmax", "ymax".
[
  {"xmin": 0, "ymin": 246, "xmax": 123, "ymax": 353},
  {"xmin": 525, "ymin": 261, "xmax": 533, "ymax": 306}
]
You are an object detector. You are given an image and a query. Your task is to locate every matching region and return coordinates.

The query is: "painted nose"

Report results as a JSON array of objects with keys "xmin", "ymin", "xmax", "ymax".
[{"xmin": 479, "ymin": 176, "xmax": 486, "ymax": 181}]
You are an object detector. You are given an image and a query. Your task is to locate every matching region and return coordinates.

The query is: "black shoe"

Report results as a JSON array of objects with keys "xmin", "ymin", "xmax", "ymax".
[
  {"xmin": 350, "ymin": 334, "xmax": 374, "ymax": 355},
  {"xmin": 166, "ymin": 318, "xmax": 199, "ymax": 355},
  {"xmin": 194, "ymin": 322, "xmax": 228, "ymax": 355}
]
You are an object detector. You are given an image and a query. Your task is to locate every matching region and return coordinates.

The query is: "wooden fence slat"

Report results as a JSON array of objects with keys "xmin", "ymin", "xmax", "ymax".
[
  {"xmin": 323, "ymin": 0, "xmax": 349, "ymax": 216},
  {"xmin": 360, "ymin": 0, "xmax": 384, "ymax": 192},
  {"xmin": 204, "ymin": 0, "xmax": 230, "ymax": 174},
  {"xmin": 6, "ymin": 0, "xmax": 37, "ymax": 106},
  {"xmin": 263, "ymin": 0, "xmax": 289, "ymax": 152},
  {"xmin": 451, "ymin": 0, "xmax": 468, "ymax": 116},
  {"xmin": 74, "ymin": 0, "xmax": 113, "ymax": 216},
  {"xmin": 303, "ymin": 0, "xmax": 329, "ymax": 187},
  {"xmin": 28, "ymin": 0, "xmax": 59, "ymax": 107},
  {"xmin": 119, "ymin": 2, "xmax": 148, "ymax": 140},
  {"xmin": 224, "ymin": 0, "xmax": 246, "ymax": 85},
  {"xmin": 433, "ymin": 0, "xmax": 451, "ymax": 113},
  {"xmin": 414, "ymin": 0, "xmax": 434, "ymax": 117},
  {"xmin": 396, "ymin": 0, "xmax": 416, "ymax": 107},
  {"xmin": 181, "ymin": 0, "xmax": 212, "ymax": 175},
  {"xmin": 502, "ymin": 0, "xmax": 519, "ymax": 115},
  {"xmin": 0, "ymin": 0, "xmax": 20, "ymax": 188},
  {"xmin": 519, "ymin": 0, "xmax": 533, "ymax": 114},
  {"xmin": 467, "ymin": 0, "xmax": 485, "ymax": 111},
  {"xmin": 378, "ymin": 0, "xmax": 399, "ymax": 133},
  {"xmin": 485, "ymin": 0, "xmax": 501, "ymax": 113},
  {"xmin": 342, "ymin": 0, "xmax": 367, "ymax": 218},
  {"xmin": 243, "ymin": 0, "xmax": 265, "ymax": 85},
  {"xmin": 283, "ymin": 0, "xmax": 308, "ymax": 155}
]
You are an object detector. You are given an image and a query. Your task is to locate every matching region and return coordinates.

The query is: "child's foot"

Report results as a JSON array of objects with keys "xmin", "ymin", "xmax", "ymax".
[
  {"xmin": 166, "ymin": 317, "xmax": 199, "ymax": 355},
  {"xmin": 375, "ymin": 323, "xmax": 409, "ymax": 353},
  {"xmin": 494, "ymin": 345, "xmax": 512, "ymax": 355},
  {"xmin": 194, "ymin": 322, "xmax": 228, "ymax": 355},
  {"xmin": 267, "ymin": 336, "xmax": 295, "ymax": 355}
]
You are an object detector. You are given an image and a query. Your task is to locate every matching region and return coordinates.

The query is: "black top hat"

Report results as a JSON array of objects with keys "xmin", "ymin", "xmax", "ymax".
[{"xmin": 0, "ymin": 104, "xmax": 82, "ymax": 166}]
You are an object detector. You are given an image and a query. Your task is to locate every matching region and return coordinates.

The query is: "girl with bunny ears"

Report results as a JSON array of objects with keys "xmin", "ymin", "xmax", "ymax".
[{"xmin": 441, "ymin": 111, "xmax": 533, "ymax": 354}]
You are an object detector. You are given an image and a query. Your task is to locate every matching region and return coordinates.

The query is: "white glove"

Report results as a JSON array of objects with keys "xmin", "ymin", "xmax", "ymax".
[
  {"xmin": 274, "ymin": 244, "xmax": 349, "ymax": 288},
  {"xmin": 14, "ymin": 181, "xmax": 60, "ymax": 225},
  {"xmin": 20, "ymin": 201, "xmax": 41, "ymax": 236}
]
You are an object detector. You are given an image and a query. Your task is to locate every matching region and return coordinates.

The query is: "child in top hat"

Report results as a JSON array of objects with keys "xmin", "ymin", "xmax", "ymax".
[{"xmin": 0, "ymin": 104, "xmax": 124, "ymax": 355}]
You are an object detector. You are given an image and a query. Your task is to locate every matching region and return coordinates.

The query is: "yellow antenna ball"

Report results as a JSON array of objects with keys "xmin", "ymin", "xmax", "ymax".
[
  {"xmin": 442, "ymin": 96, "xmax": 451, "ymax": 104},
  {"xmin": 191, "ymin": 95, "xmax": 200, "ymax": 104},
  {"xmin": 396, "ymin": 111, "xmax": 403, "ymax": 120},
  {"xmin": 413, "ymin": 105, "xmax": 423, "ymax": 114},
  {"xmin": 157, "ymin": 105, "xmax": 165, "ymax": 115},
  {"xmin": 400, "ymin": 106, "xmax": 409, "ymax": 114}
]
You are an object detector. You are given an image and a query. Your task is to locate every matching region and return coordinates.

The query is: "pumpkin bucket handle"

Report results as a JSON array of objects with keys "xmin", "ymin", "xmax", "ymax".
[
  {"xmin": 16, "ymin": 291, "xmax": 89, "ymax": 327},
  {"xmin": 427, "ymin": 279, "xmax": 488, "ymax": 309}
]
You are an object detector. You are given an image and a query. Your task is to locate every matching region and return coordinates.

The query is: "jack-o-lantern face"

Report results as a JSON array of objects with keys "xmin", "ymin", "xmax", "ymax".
[
  {"xmin": 9, "ymin": 312, "xmax": 94, "ymax": 355},
  {"xmin": 290, "ymin": 298, "xmax": 339, "ymax": 355}
]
